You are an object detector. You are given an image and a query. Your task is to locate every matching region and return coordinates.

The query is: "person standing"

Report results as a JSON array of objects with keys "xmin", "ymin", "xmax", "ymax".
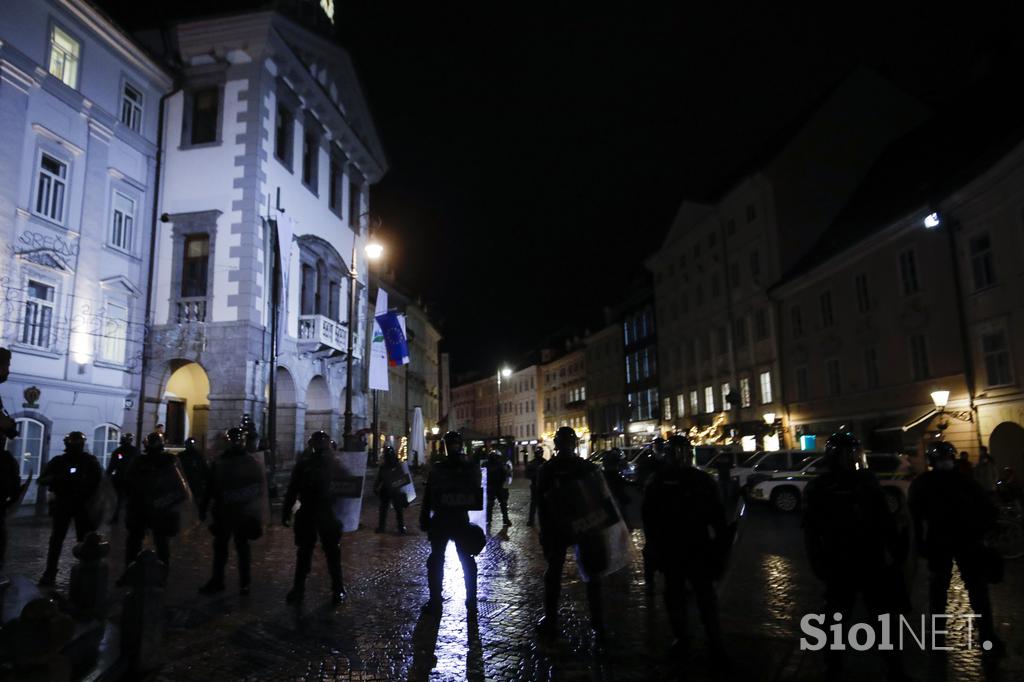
[
  {"xmin": 374, "ymin": 446, "xmax": 408, "ymax": 533},
  {"xmin": 106, "ymin": 433, "xmax": 138, "ymax": 523},
  {"xmin": 974, "ymin": 449, "xmax": 998, "ymax": 496},
  {"xmin": 282, "ymin": 431, "xmax": 345, "ymax": 605},
  {"xmin": 419, "ymin": 431, "xmax": 482, "ymax": 615},
  {"xmin": 525, "ymin": 446, "xmax": 545, "ymax": 527},
  {"xmin": 0, "ymin": 348, "xmax": 23, "ymax": 571},
  {"xmin": 37, "ymin": 432, "xmax": 103, "ymax": 586},
  {"xmin": 910, "ymin": 441, "xmax": 1003, "ymax": 654},
  {"xmin": 485, "ymin": 448, "xmax": 512, "ymax": 527},
  {"xmin": 958, "ymin": 450, "xmax": 975, "ymax": 478},
  {"xmin": 642, "ymin": 434, "xmax": 728, "ymax": 665},
  {"xmin": 199, "ymin": 428, "xmax": 264, "ymax": 596},
  {"xmin": 178, "ymin": 437, "xmax": 208, "ymax": 503},
  {"xmin": 804, "ymin": 432, "xmax": 909, "ymax": 677}
]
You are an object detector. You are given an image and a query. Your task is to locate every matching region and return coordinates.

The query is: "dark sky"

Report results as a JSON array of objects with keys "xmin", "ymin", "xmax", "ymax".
[{"xmin": 100, "ymin": 1, "xmax": 1020, "ymax": 376}]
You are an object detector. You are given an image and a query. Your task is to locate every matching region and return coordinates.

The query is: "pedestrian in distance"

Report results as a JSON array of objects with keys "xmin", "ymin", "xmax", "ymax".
[
  {"xmin": 642, "ymin": 434, "xmax": 729, "ymax": 667},
  {"xmin": 910, "ymin": 440, "xmax": 1004, "ymax": 655},
  {"xmin": 804, "ymin": 432, "xmax": 910, "ymax": 679},
  {"xmin": 106, "ymin": 433, "xmax": 138, "ymax": 523},
  {"xmin": 37, "ymin": 431, "xmax": 103, "ymax": 586},
  {"xmin": 374, "ymin": 445, "xmax": 409, "ymax": 533},
  {"xmin": 199, "ymin": 427, "xmax": 265, "ymax": 596},
  {"xmin": 958, "ymin": 450, "xmax": 974, "ymax": 478},
  {"xmin": 178, "ymin": 437, "xmax": 208, "ymax": 504},
  {"xmin": 485, "ymin": 448, "xmax": 512, "ymax": 527},
  {"xmin": 525, "ymin": 446, "xmax": 545, "ymax": 527},
  {"xmin": 419, "ymin": 430, "xmax": 484, "ymax": 616},
  {"xmin": 282, "ymin": 431, "xmax": 346, "ymax": 605},
  {"xmin": 974, "ymin": 448, "xmax": 998, "ymax": 496}
]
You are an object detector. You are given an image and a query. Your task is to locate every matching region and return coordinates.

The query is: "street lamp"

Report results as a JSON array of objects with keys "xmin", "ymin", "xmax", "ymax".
[
  {"xmin": 342, "ymin": 234, "xmax": 384, "ymax": 451},
  {"xmin": 496, "ymin": 367, "xmax": 512, "ymax": 441},
  {"xmin": 930, "ymin": 391, "xmax": 950, "ymax": 410},
  {"xmin": 762, "ymin": 412, "xmax": 777, "ymax": 426}
]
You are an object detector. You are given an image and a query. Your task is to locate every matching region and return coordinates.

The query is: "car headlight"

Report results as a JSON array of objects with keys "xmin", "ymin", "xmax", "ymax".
[{"xmin": 751, "ymin": 487, "xmax": 765, "ymax": 499}]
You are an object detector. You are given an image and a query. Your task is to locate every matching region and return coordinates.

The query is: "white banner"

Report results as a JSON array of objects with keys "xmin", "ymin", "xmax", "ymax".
[
  {"xmin": 368, "ymin": 289, "xmax": 389, "ymax": 391},
  {"xmin": 410, "ymin": 406, "xmax": 426, "ymax": 467}
]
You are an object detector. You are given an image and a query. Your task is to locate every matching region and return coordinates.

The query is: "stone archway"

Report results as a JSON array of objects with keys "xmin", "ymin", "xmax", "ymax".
[
  {"xmin": 305, "ymin": 375, "xmax": 334, "ymax": 439},
  {"xmin": 162, "ymin": 361, "xmax": 211, "ymax": 449},
  {"xmin": 989, "ymin": 421, "xmax": 1024, "ymax": 474},
  {"xmin": 273, "ymin": 366, "xmax": 302, "ymax": 462}
]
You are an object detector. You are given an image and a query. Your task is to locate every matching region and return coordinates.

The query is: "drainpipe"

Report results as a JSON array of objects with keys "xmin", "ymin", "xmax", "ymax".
[{"xmin": 944, "ymin": 217, "xmax": 983, "ymax": 450}]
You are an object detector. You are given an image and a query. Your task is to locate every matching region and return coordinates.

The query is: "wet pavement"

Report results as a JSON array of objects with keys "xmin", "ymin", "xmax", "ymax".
[{"xmin": 4, "ymin": 473, "xmax": 1024, "ymax": 680}]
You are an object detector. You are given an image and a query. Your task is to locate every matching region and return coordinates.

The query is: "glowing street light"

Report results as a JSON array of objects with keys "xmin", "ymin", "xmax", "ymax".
[
  {"xmin": 365, "ymin": 240, "xmax": 384, "ymax": 260},
  {"xmin": 930, "ymin": 390, "xmax": 950, "ymax": 410},
  {"xmin": 763, "ymin": 412, "xmax": 777, "ymax": 426}
]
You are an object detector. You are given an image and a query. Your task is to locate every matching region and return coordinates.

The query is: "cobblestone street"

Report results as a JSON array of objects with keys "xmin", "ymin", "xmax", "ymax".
[{"xmin": 5, "ymin": 476, "xmax": 1024, "ymax": 680}]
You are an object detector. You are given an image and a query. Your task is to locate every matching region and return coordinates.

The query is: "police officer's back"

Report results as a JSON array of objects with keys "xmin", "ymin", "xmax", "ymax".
[{"xmin": 179, "ymin": 437, "xmax": 208, "ymax": 502}]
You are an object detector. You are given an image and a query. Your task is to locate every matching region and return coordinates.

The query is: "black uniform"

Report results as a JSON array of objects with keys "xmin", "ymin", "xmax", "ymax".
[
  {"xmin": 282, "ymin": 451, "xmax": 344, "ymax": 598},
  {"xmin": 525, "ymin": 454, "xmax": 544, "ymax": 526},
  {"xmin": 909, "ymin": 468, "xmax": 999, "ymax": 645},
  {"xmin": 38, "ymin": 449, "xmax": 102, "ymax": 582},
  {"xmin": 485, "ymin": 451, "xmax": 511, "ymax": 526},
  {"xmin": 179, "ymin": 441, "xmax": 208, "ymax": 503},
  {"xmin": 200, "ymin": 444, "xmax": 264, "ymax": 592},
  {"xmin": 419, "ymin": 458, "xmax": 482, "ymax": 607},
  {"xmin": 106, "ymin": 442, "xmax": 138, "ymax": 522},
  {"xmin": 0, "ymin": 449, "xmax": 21, "ymax": 567},
  {"xmin": 374, "ymin": 452, "xmax": 408, "ymax": 532},
  {"xmin": 123, "ymin": 448, "xmax": 186, "ymax": 572},
  {"xmin": 536, "ymin": 453, "xmax": 605, "ymax": 635},
  {"xmin": 642, "ymin": 465, "xmax": 727, "ymax": 657}
]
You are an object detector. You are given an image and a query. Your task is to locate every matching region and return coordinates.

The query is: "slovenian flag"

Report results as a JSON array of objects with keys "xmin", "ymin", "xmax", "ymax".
[{"xmin": 376, "ymin": 311, "xmax": 410, "ymax": 366}]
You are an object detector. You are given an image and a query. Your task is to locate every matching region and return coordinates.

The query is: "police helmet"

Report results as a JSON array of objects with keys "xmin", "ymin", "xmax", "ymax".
[
  {"xmin": 553, "ymin": 427, "xmax": 578, "ymax": 454},
  {"xmin": 382, "ymin": 445, "xmax": 398, "ymax": 463},
  {"xmin": 533, "ymin": 445, "xmax": 544, "ymax": 457},
  {"xmin": 666, "ymin": 434, "xmax": 694, "ymax": 467},
  {"xmin": 308, "ymin": 430, "xmax": 331, "ymax": 451},
  {"xmin": 144, "ymin": 432, "xmax": 164, "ymax": 453},
  {"xmin": 64, "ymin": 431, "xmax": 86, "ymax": 452},
  {"xmin": 824, "ymin": 431, "xmax": 866, "ymax": 472},
  {"xmin": 120, "ymin": 433, "xmax": 134, "ymax": 445},
  {"xmin": 442, "ymin": 431, "xmax": 464, "ymax": 457},
  {"xmin": 926, "ymin": 441, "xmax": 957, "ymax": 471},
  {"xmin": 226, "ymin": 427, "xmax": 246, "ymax": 445}
]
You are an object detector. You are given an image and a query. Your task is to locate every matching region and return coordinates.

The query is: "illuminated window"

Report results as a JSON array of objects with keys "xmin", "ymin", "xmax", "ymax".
[
  {"xmin": 759, "ymin": 371, "xmax": 772, "ymax": 404},
  {"xmin": 704, "ymin": 385, "xmax": 714, "ymax": 413},
  {"xmin": 740, "ymin": 377, "xmax": 751, "ymax": 407},
  {"xmin": 662, "ymin": 397, "xmax": 672, "ymax": 421},
  {"xmin": 100, "ymin": 300, "xmax": 128, "ymax": 364},
  {"xmin": 48, "ymin": 26, "xmax": 80, "ymax": 88},
  {"xmin": 721, "ymin": 382, "xmax": 731, "ymax": 410},
  {"xmin": 92, "ymin": 424, "xmax": 120, "ymax": 470},
  {"xmin": 676, "ymin": 393, "xmax": 685, "ymax": 417},
  {"xmin": 689, "ymin": 390, "xmax": 698, "ymax": 415},
  {"xmin": 22, "ymin": 280, "xmax": 55, "ymax": 348}
]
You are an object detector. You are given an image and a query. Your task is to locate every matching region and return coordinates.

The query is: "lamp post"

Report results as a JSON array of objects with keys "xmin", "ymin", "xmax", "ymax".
[
  {"xmin": 496, "ymin": 367, "xmax": 511, "ymax": 442},
  {"xmin": 342, "ymin": 232, "xmax": 383, "ymax": 451}
]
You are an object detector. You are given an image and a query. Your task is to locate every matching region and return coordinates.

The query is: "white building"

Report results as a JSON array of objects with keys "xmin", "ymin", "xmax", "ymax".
[{"xmin": 0, "ymin": 0, "xmax": 172, "ymax": 507}]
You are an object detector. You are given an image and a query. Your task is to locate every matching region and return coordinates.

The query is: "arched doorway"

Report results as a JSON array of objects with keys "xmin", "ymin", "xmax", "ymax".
[
  {"xmin": 274, "ymin": 367, "xmax": 300, "ymax": 461},
  {"xmin": 989, "ymin": 421, "xmax": 1024, "ymax": 474},
  {"xmin": 305, "ymin": 375, "xmax": 333, "ymax": 439},
  {"xmin": 163, "ymin": 361, "xmax": 211, "ymax": 449}
]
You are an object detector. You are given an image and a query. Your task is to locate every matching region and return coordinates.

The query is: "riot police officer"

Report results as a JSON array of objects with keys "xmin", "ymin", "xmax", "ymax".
[
  {"xmin": 536, "ymin": 427, "xmax": 606, "ymax": 642},
  {"xmin": 910, "ymin": 441, "xmax": 1003, "ymax": 653},
  {"xmin": 485, "ymin": 448, "xmax": 512, "ymax": 527},
  {"xmin": 37, "ymin": 432, "xmax": 103, "ymax": 586},
  {"xmin": 374, "ymin": 446, "xmax": 408, "ymax": 533},
  {"xmin": 642, "ymin": 434, "xmax": 728, "ymax": 664},
  {"xmin": 420, "ymin": 431, "xmax": 482, "ymax": 615},
  {"xmin": 282, "ymin": 431, "xmax": 345, "ymax": 605},
  {"xmin": 119, "ymin": 432, "xmax": 188, "ymax": 583},
  {"xmin": 106, "ymin": 433, "xmax": 138, "ymax": 523},
  {"xmin": 804, "ymin": 432, "xmax": 908, "ymax": 675},
  {"xmin": 525, "ymin": 446, "xmax": 545, "ymax": 526},
  {"xmin": 178, "ymin": 437, "xmax": 208, "ymax": 503},
  {"xmin": 199, "ymin": 428, "xmax": 265, "ymax": 595}
]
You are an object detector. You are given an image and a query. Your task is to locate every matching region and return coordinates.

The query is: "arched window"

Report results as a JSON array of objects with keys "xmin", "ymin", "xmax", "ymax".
[
  {"xmin": 93, "ymin": 424, "xmax": 120, "ymax": 469},
  {"xmin": 11, "ymin": 418, "xmax": 44, "ymax": 478}
]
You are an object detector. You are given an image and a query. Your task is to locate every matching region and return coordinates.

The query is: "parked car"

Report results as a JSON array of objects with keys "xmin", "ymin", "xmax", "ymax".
[
  {"xmin": 733, "ymin": 450, "xmax": 817, "ymax": 489},
  {"xmin": 748, "ymin": 452, "xmax": 911, "ymax": 513}
]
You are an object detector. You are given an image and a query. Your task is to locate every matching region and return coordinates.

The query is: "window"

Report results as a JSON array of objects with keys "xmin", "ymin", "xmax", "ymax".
[
  {"xmin": 181, "ymin": 235, "xmax": 210, "ymax": 297},
  {"xmin": 910, "ymin": 334, "xmax": 930, "ymax": 381},
  {"xmin": 970, "ymin": 233, "xmax": 996, "ymax": 290},
  {"xmin": 820, "ymin": 291, "xmax": 833, "ymax": 328},
  {"xmin": 48, "ymin": 26, "xmax": 80, "ymax": 88},
  {"xmin": 754, "ymin": 309, "xmax": 768, "ymax": 341},
  {"xmin": 864, "ymin": 348, "xmax": 879, "ymax": 389},
  {"xmin": 899, "ymin": 249, "xmax": 919, "ymax": 295},
  {"xmin": 189, "ymin": 88, "xmax": 219, "ymax": 145},
  {"xmin": 855, "ymin": 273, "xmax": 870, "ymax": 313},
  {"xmin": 795, "ymin": 367, "xmax": 808, "ymax": 401},
  {"xmin": 92, "ymin": 424, "xmax": 120, "ymax": 469},
  {"xmin": 734, "ymin": 318, "xmax": 747, "ymax": 349},
  {"xmin": 121, "ymin": 83, "xmax": 143, "ymax": 132},
  {"xmin": 739, "ymin": 377, "xmax": 751, "ymax": 407},
  {"xmin": 663, "ymin": 397, "xmax": 672, "ymax": 421},
  {"xmin": 676, "ymin": 393, "xmax": 686, "ymax": 417},
  {"xmin": 35, "ymin": 153, "xmax": 68, "ymax": 223},
  {"xmin": 302, "ymin": 132, "xmax": 318, "ymax": 190},
  {"xmin": 11, "ymin": 418, "xmax": 44, "ymax": 479},
  {"xmin": 982, "ymin": 330, "xmax": 1014, "ymax": 387},
  {"xmin": 349, "ymin": 180, "xmax": 362, "ymax": 228},
  {"xmin": 110, "ymin": 191, "xmax": 135, "ymax": 252},
  {"xmin": 826, "ymin": 359, "xmax": 841, "ymax": 396},
  {"xmin": 275, "ymin": 104, "xmax": 293, "ymax": 166},
  {"xmin": 746, "ymin": 203, "xmax": 757, "ymax": 222},
  {"xmin": 623, "ymin": 320, "xmax": 632, "ymax": 345},
  {"xmin": 689, "ymin": 390, "xmax": 699, "ymax": 415},
  {"xmin": 791, "ymin": 306, "xmax": 803, "ymax": 339},
  {"xmin": 100, "ymin": 300, "xmax": 128, "ymax": 364},
  {"xmin": 759, "ymin": 370, "xmax": 773, "ymax": 404},
  {"xmin": 721, "ymin": 382, "xmax": 732, "ymax": 410},
  {"xmin": 750, "ymin": 250, "xmax": 760, "ymax": 280},
  {"xmin": 22, "ymin": 280, "xmax": 55, "ymax": 348},
  {"xmin": 704, "ymin": 385, "xmax": 715, "ymax": 413},
  {"xmin": 326, "ymin": 158, "xmax": 342, "ymax": 213}
]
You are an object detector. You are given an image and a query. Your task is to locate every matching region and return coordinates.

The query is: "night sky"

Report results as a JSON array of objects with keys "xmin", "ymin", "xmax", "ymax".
[{"xmin": 101, "ymin": 1, "xmax": 1020, "ymax": 376}]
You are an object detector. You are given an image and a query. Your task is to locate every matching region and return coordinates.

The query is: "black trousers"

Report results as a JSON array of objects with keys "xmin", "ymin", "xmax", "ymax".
[
  {"xmin": 823, "ymin": 575, "xmax": 905, "ymax": 673},
  {"xmin": 662, "ymin": 568, "xmax": 723, "ymax": 651},
  {"xmin": 377, "ymin": 494, "xmax": 405, "ymax": 530},
  {"xmin": 527, "ymin": 486, "xmax": 538, "ymax": 525},
  {"xmin": 211, "ymin": 528, "xmax": 251, "ymax": 587},
  {"xmin": 293, "ymin": 514, "xmax": 342, "ymax": 590},
  {"xmin": 125, "ymin": 522, "xmax": 171, "ymax": 570},
  {"xmin": 45, "ymin": 506, "xmax": 96, "ymax": 576},
  {"xmin": 928, "ymin": 548, "xmax": 996, "ymax": 640},
  {"xmin": 486, "ymin": 487, "xmax": 510, "ymax": 524},
  {"xmin": 426, "ymin": 528, "xmax": 477, "ymax": 602},
  {"xmin": 542, "ymin": 541, "xmax": 604, "ymax": 630},
  {"xmin": 111, "ymin": 487, "xmax": 127, "ymax": 521}
]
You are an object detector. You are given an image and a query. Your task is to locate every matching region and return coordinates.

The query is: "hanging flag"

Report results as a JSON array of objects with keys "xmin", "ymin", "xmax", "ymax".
[
  {"xmin": 376, "ymin": 311, "xmax": 410, "ymax": 366},
  {"xmin": 368, "ymin": 289, "xmax": 390, "ymax": 391}
]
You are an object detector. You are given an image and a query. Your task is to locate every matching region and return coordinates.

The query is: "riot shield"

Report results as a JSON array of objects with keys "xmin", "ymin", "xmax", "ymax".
[
  {"xmin": 389, "ymin": 461, "xmax": 416, "ymax": 506},
  {"xmin": 467, "ymin": 464, "xmax": 487, "ymax": 535},
  {"xmin": 217, "ymin": 452, "xmax": 268, "ymax": 539},
  {"xmin": 569, "ymin": 469, "xmax": 631, "ymax": 582},
  {"xmin": 149, "ymin": 459, "xmax": 193, "ymax": 536},
  {"xmin": 330, "ymin": 451, "xmax": 366, "ymax": 532},
  {"xmin": 543, "ymin": 466, "xmax": 621, "ymax": 543}
]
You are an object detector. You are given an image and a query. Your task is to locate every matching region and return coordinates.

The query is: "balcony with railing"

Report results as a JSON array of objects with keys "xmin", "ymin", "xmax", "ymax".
[
  {"xmin": 298, "ymin": 314, "xmax": 362, "ymax": 358},
  {"xmin": 176, "ymin": 298, "xmax": 207, "ymax": 323}
]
